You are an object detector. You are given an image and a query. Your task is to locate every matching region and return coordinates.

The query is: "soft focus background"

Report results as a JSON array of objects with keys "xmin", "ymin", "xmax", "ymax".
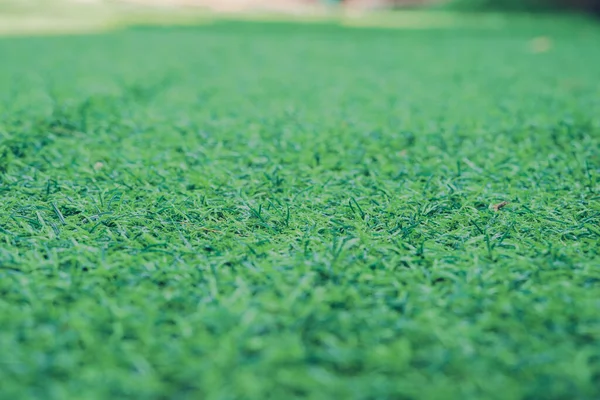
[{"xmin": 1, "ymin": 0, "xmax": 599, "ymax": 36}]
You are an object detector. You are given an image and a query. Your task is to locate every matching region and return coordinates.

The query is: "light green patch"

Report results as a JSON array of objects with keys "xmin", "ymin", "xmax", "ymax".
[
  {"xmin": 339, "ymin": 11, "xmax": 506, "ymax": 29},
  {"xmin": 0, "ymin": 2, "xmax": 214, "ymax": 36},
  {"xmin": 0, "ymin": 16, "xmax": 106, "ymax": 36}
]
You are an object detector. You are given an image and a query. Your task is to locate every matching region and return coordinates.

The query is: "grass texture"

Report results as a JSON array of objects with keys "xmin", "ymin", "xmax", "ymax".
[{"xmin": 1, "ymin": 17, "xmax": 600, "ymax": 400}]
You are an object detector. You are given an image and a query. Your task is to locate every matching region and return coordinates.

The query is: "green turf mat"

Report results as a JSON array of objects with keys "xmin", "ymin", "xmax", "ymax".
[{"xmin": 0, "ymin": 18, "xmax": 599, "ymax": 400}]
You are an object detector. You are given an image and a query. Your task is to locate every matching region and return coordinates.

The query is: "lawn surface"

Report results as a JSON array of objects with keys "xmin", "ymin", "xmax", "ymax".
[{"xmin": 1, "ymin": 15, "xmax": 600, "ymax": 399}]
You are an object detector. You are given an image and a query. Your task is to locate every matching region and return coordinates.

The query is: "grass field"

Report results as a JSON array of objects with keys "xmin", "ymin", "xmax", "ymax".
[{"xmin": 1, "ymin": 13, "xmax": 600, "ymax": 400}]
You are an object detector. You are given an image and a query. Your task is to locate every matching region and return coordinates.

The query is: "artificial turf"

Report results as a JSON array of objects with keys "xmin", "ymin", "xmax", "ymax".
[{"xmin": 0, "ymin": 16, "xmax": 599, "ymax": 400}]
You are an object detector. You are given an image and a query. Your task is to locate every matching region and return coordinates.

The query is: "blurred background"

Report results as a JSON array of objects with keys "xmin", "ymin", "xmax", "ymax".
[
  {"xmin": 0, "ymin": 0, "xmax": 598, "ymax": 36},
  {"xmin": 2, "ymin": 0, "xmax": 599, "ymax": 13},
  {"xmin": 119, "ymin": 0, "xmax": 600, "ymax": 13}
]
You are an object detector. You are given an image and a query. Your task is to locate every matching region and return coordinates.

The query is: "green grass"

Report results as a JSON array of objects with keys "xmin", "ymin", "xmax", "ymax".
[{"xmin": 1, "ymin": 15, "xmax": 600, "ymax": 400}]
